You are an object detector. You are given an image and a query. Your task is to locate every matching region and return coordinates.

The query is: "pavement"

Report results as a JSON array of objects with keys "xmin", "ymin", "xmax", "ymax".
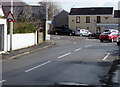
[
  {"xmin": 1, "ymin": 40, "xmax": 55, "ymax": 62},
  {"xmin": 110, "ymin": 59, "xmax": 120, "ymax": 87},
  {"xmin": 102, "ymin": 59, "xmax": 120, "ymax": 87}
]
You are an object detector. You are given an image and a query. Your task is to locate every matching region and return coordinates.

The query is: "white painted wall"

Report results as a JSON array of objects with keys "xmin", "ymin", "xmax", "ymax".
[
  {"xmin": 46, "ymin": 20, "xmax": 51, "ymax": 40},
  {"xmin": 7, "ymin": 32, "xmax": 37, "ymax": 51},
  {"xmin": 0, "ymin": 19, "xmax": 7, "ymax": 53}
]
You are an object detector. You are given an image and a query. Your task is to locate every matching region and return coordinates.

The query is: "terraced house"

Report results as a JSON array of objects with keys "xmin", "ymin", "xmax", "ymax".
[{"xmin": 69, "ymin": 7, "xmax": 119, "ymax": 34}]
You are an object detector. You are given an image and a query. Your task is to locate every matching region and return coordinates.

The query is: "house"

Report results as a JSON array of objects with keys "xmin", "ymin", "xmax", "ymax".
[
  {"xmin": 114, "ymin": 10, "xmax": 120, "ymax": 18},
  {"xmin": 69, "ymin": 7, "xmax": 118, "ymax": 34},
  {"xmin": 0, "ymin": 3, "xmax": 7, "ymax": 53},
  {"xmin": 114, "ymin": 10, "xmax": 120, "ymax": 31},
  {"xmin": 53, "ymin": 10, "xmax": 69, "ymax": 28}
]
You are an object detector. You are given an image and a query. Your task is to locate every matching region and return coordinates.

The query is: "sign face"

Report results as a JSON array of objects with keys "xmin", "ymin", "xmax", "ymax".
[
  {"xmin": 7, "ymin": 11, "xmax": 16, "ymax": 22},
  {"xmin": 96, "ymin": 24, "xmax": 119, "ymax": 26}
]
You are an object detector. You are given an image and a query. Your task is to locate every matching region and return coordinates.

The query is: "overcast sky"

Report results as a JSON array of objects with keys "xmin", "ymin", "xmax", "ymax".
[{"xmin": 22, "ymin": 0, "xmax": 120, "ymax": 12}]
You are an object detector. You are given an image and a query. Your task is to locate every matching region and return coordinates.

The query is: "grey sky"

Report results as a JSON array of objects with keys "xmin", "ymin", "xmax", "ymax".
[{"xmin": 23, "ymin": 0, "xmax": 120, "ymax": 12}]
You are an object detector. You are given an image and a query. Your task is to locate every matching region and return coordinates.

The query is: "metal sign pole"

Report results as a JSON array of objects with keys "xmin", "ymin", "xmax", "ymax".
[{"xmin": 10, "ymin": 0, "xmax": 13, "ymax": 51}]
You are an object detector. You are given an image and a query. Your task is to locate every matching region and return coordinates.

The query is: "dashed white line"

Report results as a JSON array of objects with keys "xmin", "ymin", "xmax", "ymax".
[
  {"xmin": 74, "ymin": 42, "xmax": 77, "ymax": 44},
  {"xmin": 25, "ymin": 61, "xmax": 51, "ymax": 72},
  {"xmin": 58, "ymin": 37, "xmax": 60, "ymax": 39},
  {"xmin": 0, "ymin": 80, "xmax": 6, "ymax": 84},
  {"xmin": 103, "ymin": 53, "xmax": 110, "ymax": 60},
  {"xmin": 58, "ymin": 52, "xmax": 71, "ymax": 59},
  {"xmin": 74, "ymin": 48, "xmax": 82, "ymax": 52},
  {"xmin": 85, "ymin": 45, "xmax": 93, "ymax": 48}
]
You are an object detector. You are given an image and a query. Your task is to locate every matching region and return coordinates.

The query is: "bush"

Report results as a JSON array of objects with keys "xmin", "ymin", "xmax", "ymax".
[{"xmin": 14, "ymin": 23, "xmax": 35, "ymax": 33}]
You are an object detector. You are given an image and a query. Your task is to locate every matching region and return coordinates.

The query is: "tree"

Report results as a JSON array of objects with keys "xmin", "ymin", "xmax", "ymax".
[{"xmin": 38, "ymin": 0, "xmax": 62, "ymax": 20}]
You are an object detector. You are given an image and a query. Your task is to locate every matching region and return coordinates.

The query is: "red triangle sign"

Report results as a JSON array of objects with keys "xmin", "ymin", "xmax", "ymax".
[{"xmin": 7, "ymin": 11, "xmax": 16, "ymax": 22}]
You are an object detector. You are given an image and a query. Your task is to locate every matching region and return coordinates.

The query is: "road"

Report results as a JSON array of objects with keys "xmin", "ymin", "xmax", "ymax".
[{"xmin": 1, "ymin": 35, "xmax": 119, "ymax": 86}]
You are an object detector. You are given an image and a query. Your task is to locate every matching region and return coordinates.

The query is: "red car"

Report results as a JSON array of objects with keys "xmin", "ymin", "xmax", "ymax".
[{"xmin": 99, "ymin": 32, "xmax": 118, "ymax": 42}]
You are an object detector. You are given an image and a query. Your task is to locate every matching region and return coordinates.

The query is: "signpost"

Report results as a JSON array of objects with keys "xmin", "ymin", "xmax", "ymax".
[{"xmin": 6, "ymin": 0, "xmax": 16, "ymax": 51}]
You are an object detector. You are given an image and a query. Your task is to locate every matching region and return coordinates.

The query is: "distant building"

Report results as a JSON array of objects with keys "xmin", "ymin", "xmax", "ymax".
[
  {"xmin": 53, "ymin": 10, "xmax": 69, "ymax": 28},
  {"xmin": 1, "ymin": 0, "xmax": 46, "ymax": 20},
  {"xmin": 69, "ymin": 7, "xmax": 118, "ymax": 34},
  {"xmin": 114, "ymin": 10, "xmax": 120, "ymax": 18},
  {"xmin": 114, "ymin": 10, "xmax": 120, "ymax": 31}
]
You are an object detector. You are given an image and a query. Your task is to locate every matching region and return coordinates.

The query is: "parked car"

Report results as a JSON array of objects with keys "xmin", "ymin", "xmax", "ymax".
[
  {"xmin": 48, "ymin": 29, "xmax": 54, "ymax": 34},
  {"xmin": 52, "ymin": 27, "xmax": 75, "ymax": 36},
  {"xmin": 75, "ymin": 29, "xmax": 92, "ymax": 36},
  {"xmin": 104, "ymin": 29, "xmax": 119, "ymax": 33},
  {"xmin": 99, "ymin": 32, "xmax": 118, "ymax": 42}
]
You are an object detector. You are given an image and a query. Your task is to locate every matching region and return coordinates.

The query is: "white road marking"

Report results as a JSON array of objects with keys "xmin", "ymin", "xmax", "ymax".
[
  {"xmin": 58, "ymin": 52, "xmax": 71, "ymax": 59},
  {"xmin": 85, "ymin": 45, "xmax": 93, "ymax": 47},
  {"xmin": 58, "ymin": 37, "xmax": 60, "ymax": 39},
  {"xmin": 86, "ymin": 39, "xmax": 96, "ymax": 41},
  {"xmin": 25, "ymin": 61, "xmax": 51, "ymax": 72},
  {"xmin": 74, "ymin": 48, "xmax": 82, "ymax": 52},
  {"xmin": 103, "ymin": 53, "xmax": 110, "ymax": 60},
  {"xmin": 74, "ymin": 42, "xmax": 77, "ymax": 44},
  {"xmin": 0, "ymin": 80, "xmax": 6, "ymax": 84}
]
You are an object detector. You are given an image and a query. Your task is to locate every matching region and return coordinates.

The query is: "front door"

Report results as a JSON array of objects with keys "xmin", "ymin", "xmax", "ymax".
[{"xmin": 0, "ymin": 24, "xmax": 4, "ymax": 51}]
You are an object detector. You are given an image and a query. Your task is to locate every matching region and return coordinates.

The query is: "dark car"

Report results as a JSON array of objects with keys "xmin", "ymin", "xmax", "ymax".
[{"xmin": 52, "ymin": 27, "xmax": 75, "ymax": 36}]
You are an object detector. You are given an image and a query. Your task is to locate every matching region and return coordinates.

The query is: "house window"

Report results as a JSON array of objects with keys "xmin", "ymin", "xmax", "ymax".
[
  {"xmin": 97, "ymin": 16, "xmax": 101, "ymax": 23},
  {"xmin": 76, "ymin": 16, "xmax": 80, "ymax": 23},
  {"xmin": 86, "ymin": 16, "xmax": 90, "ymax": 23},
  {"xmin": 87, "ymin": 27, "xmax": 89, "ymax": 29}
]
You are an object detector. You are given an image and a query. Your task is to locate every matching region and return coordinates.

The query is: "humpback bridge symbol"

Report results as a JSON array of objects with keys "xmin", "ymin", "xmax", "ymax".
[{"xmin": 7, "ymin": 11, "xmax": 16, "ymax": 22}]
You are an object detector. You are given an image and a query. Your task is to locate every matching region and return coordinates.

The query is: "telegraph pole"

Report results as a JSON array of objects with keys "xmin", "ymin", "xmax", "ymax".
[{"xmin": 10, "ymin": 0, "xmax": 13, "ymax": 51}]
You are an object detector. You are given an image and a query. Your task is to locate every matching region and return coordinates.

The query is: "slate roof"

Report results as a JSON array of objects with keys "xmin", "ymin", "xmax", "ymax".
[
  {"xmin": 2, "ymin": 5, "xmax": 46, "ymax": 20},
  {"xmin": 54, "ymin": 10, "xmax": 69, "ymax": 17},
  {"xmin": 69, "ymin": 7, "xmax": 113, "ymax": 15},
  {"xmin": 114, "ymin": 10, "xmax": 120, "ymax": 18},
  {"xmin": 1, "ymin": 0, "xmax": 27, "ymax": 6}
]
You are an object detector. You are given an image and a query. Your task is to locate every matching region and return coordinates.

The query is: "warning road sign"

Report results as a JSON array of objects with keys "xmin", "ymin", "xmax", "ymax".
[{"xmin": 7, "ymin": 11, "xmax": 16, "ymax": 22}]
